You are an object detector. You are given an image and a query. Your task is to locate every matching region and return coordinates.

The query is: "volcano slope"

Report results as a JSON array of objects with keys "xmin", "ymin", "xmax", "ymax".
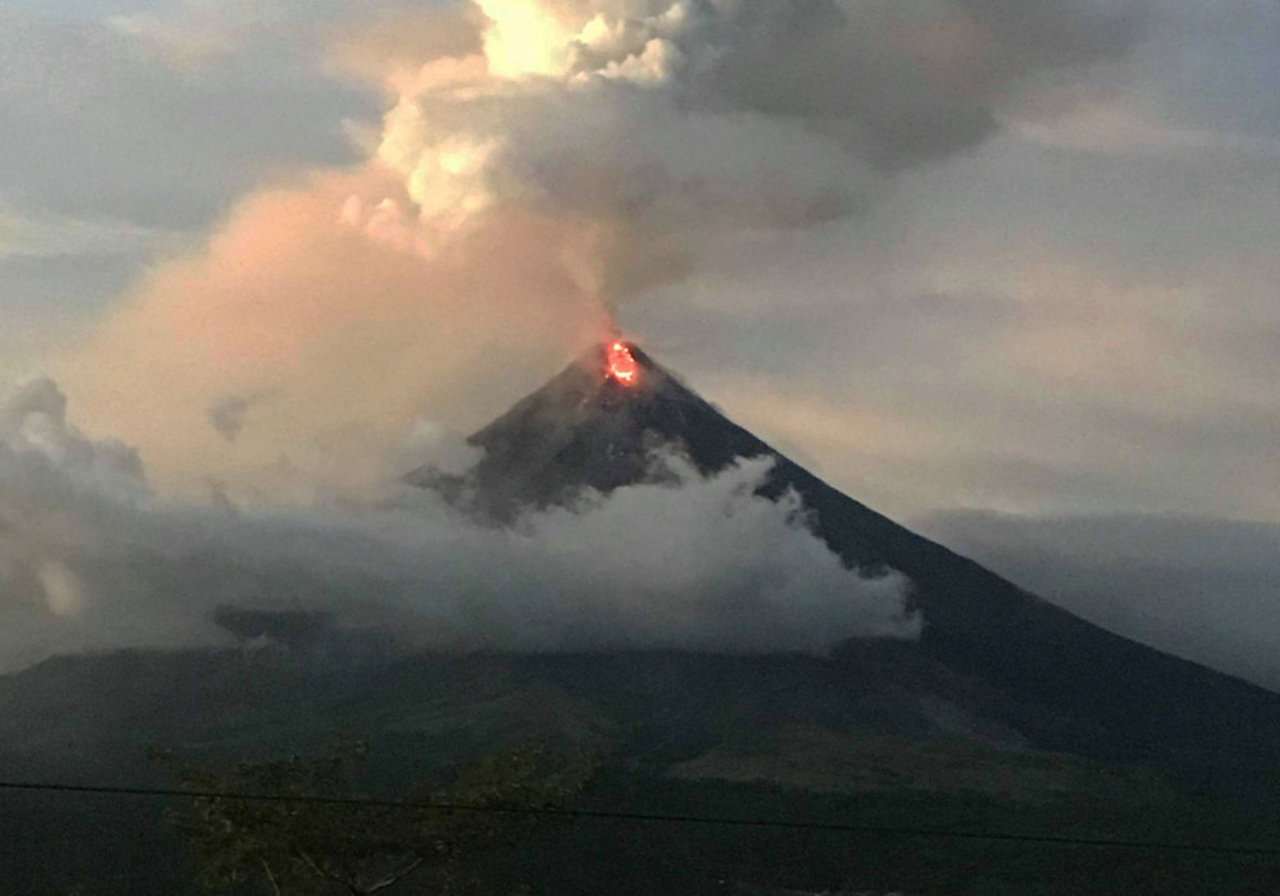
[{"xmin": 412, "ymin": 343, "xmax": 1280, "ymax": 767}]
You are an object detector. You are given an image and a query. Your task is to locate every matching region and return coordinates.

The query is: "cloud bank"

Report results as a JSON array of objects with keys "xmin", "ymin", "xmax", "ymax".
[{"xmin": 0, "ymin": 378, "xmax": 919, "ymax": 673}]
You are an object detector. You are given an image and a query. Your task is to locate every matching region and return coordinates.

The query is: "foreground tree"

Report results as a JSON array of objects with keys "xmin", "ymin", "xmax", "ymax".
[{"xmin": 149, "ymin": 743, "xmax": 595, "ymax": 895}]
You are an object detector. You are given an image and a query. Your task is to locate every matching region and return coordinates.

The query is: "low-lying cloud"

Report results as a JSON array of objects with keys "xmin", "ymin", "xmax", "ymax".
[{"xmin": 0, "ymin": 378, "xmax": 919, "ymax": 673}]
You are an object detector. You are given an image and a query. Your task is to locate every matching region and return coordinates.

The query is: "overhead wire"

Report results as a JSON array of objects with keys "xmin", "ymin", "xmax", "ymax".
[{"xmin": 2, "ymin": 779, "xmax": 1279, "ymax": 858}]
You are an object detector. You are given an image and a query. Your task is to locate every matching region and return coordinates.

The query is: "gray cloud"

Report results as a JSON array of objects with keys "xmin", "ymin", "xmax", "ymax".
[
  {"xmin": 691, "ymin": 0, "xmax": 1146, "ymax": 165},
  {"xmin": 206, "ymin": 393, "xmax": 253, "ymax": 442},
  {"xmin": 0, "ymin": 378, "xmax": 919, "ymax": 673},
  {"xmin": 0, "ymin": 8, "xmax": 372, "ymax": 229},
  {"xmin": 1138, "ymin": 0, "xmax": 1280, "ymax": 139}
]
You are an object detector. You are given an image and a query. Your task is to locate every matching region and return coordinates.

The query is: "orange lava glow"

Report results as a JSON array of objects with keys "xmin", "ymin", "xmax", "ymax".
[{"xmin": 606, "ymin": 340, "xmax": 639, "ymax": 386}]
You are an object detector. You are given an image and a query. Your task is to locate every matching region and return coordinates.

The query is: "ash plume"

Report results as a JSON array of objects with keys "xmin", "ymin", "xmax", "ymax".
[
  {"xmin": 357, "ymin": 0, "xmax": 1148, "ymax": 293},
  {"xmin": 60, "ymin": 0, "xmax": 1147, "ymax": 496}
]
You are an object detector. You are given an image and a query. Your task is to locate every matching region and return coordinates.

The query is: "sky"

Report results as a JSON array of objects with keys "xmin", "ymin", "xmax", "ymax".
[{"xmin": 0, "ymin": 0, "xmax": 1278, "ymax": 681}]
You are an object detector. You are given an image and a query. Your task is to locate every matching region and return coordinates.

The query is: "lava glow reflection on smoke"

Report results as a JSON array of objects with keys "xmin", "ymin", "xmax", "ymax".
[{"xmin": 607, "ymin": 340, "xmax": 639, "ymax": 386}]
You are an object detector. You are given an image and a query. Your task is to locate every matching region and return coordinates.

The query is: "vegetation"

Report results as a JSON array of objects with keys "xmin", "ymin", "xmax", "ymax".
[{"xmin": 149, "ymin": 743, "xmax": 596, "ymax": 895}]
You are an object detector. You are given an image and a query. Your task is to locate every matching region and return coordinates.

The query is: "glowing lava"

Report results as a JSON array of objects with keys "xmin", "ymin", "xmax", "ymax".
[{"xmin": 606, "ymin": 340, "xmax": 639, "ymax": 386}]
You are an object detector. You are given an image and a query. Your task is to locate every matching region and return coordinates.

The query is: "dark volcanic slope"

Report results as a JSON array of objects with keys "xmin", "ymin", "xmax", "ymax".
[{"xmin": 411, "ymin": 344, "xmax": 1280, "ymax": 761}]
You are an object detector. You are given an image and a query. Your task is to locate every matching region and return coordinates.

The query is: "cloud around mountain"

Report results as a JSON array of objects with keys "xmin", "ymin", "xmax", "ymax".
[{"xmin": 0, "ymin": 377, "xmax": 919, "ymax": 673}]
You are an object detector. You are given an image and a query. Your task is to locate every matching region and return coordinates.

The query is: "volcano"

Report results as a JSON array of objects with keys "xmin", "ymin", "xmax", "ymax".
[
  {"xmin": 7, "ymin": 343, "xmax": 1280, "ymax": 894},
  {"xmin": 412, "ymin": 342, "xmax": 1280, "ymax": 763}
]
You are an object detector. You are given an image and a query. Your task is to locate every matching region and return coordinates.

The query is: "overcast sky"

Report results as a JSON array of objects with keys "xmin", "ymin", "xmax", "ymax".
[{"xmin": 1, "ymin": 1, "xmax": 1277, "ymax": 681}]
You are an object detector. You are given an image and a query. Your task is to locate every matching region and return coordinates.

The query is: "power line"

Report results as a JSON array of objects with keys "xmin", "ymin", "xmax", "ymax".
[{"xmin": 2, "ymin": 779, "xmax": 1278, "ymax": 858}]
